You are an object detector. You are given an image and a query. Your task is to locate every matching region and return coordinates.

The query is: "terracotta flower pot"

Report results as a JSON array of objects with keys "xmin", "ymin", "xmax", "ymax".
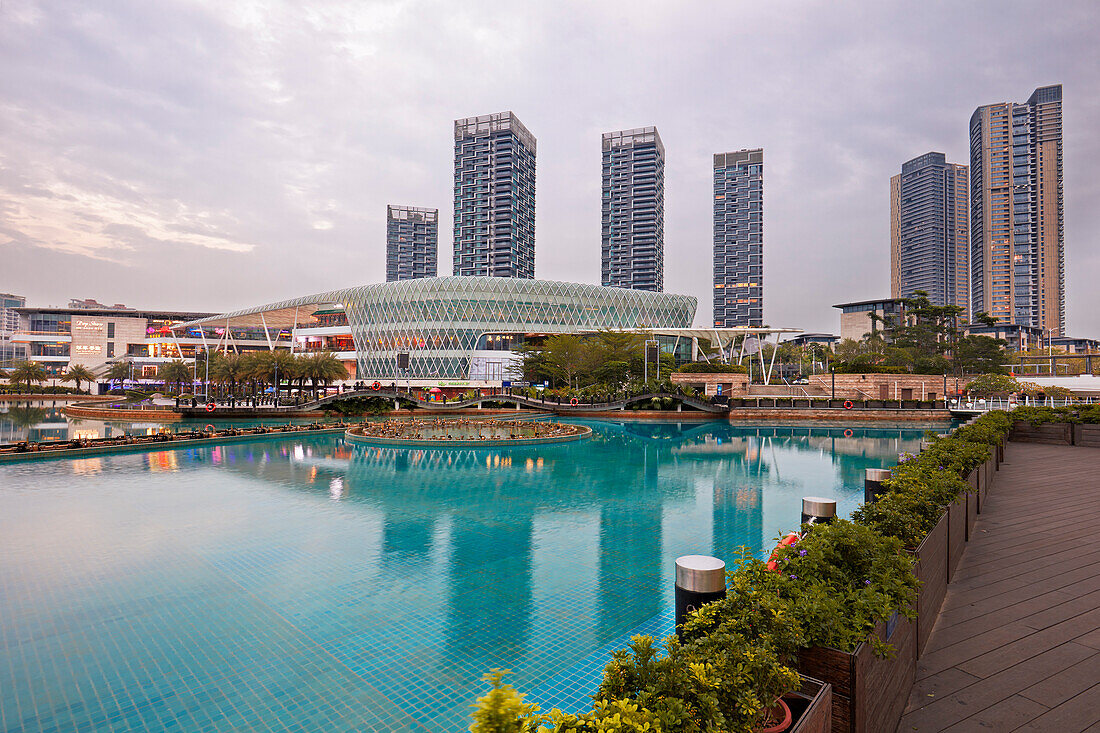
[{"xmin": 758, "ymin": 697, "xmax": 793, "ymax": 732}]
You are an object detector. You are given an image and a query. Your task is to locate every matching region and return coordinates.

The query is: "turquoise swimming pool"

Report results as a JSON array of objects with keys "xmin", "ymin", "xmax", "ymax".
[{"xmin": 0, "ymin": 419, "xmax": 936, "ymax": 731}]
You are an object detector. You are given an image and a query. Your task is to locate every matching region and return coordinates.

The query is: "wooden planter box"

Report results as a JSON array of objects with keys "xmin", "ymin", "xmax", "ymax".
[
  {"xmin": 786, "ymin": 675, "xmax": 833, "ymax": 733},
  {"xmin": 913, "ymin": 511, "xmax": 949, "ymax": 654},
  {"xmin": 982, "ymin": 456, "xmax": 995, "ymax": 509},
  {"xmin": 947, "ymin": 496, "xmax": 965, "ymax": 578},
  {"xmin": 1074, "ymin": 424, "xmax": 1100, "ymax": 448},
  {"xmin": 966, "ymin": 489, "xmax": 978, "ymax": 541},
  {"xmin": 796, "ymin": 616, "xmax": 915, "ymax": 733},
  {"xmin": 1010, "ymin": 421, "xmax": 1073, "ymax": 445}
]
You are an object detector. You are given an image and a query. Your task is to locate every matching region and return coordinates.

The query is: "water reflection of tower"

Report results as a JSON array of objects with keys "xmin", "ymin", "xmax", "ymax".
[
  {"xmin": 597, "ymin": 442, "xmax": 662, "ymax": 644},
  {"xmin": 380, "ymin": 448, "xmax": 438, "ymax": 567},
  {"xmin": 712, "ymin": 437, "xmax": 764, "ymax": 559},
  {"xmin": 444, "ymin": 516, "xmax": 534, "ymax": 671}
]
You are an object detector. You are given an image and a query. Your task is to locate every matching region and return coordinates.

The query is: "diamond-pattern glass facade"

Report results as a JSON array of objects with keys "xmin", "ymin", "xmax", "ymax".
[{"xmin": 197, "ymin": 278, "xmax": 695, "ymax": 380}]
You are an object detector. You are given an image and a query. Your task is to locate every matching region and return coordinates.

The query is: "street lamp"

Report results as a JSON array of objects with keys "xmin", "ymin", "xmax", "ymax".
[{"xmin": 644, "ymin": 339, "xmax": 660, "ymax": 384}]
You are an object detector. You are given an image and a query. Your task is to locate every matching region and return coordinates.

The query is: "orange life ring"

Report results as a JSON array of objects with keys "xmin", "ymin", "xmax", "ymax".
[
  {"xmin": 204, "ymin": 424, "xmax": 215, "ymax": 432},
  {"xmin": 569, "ymin": 397, "xmax": 579, "ymax": 406},
  {"xmin": 843, "ymin": 428, "xmax": 854, "ymax": 438},
  {"xmin": 766, "ymin": 531, "xmax": 800, "ymax": 572},
  {"xmin": 205, "ymin": 402, "xmax": 216, "ymax": 412},
  {"xmin": 843, "ymin": 400, "xmax": 854, "ymax": 410},
  {"xmin": 371, "ymin": 381, "xmax": 381, "ymax": 391}
]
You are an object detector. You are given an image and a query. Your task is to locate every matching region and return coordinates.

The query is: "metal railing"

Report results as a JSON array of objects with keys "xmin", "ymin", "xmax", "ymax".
[{"xmin": 948, "ymin": 395, "xmax": 1098, "ymax": 412}]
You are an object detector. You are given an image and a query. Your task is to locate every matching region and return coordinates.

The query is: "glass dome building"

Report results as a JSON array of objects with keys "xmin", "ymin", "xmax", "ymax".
[{"xmin": 175, "ymin": 277, "xmax": 697, "ymax": 381}]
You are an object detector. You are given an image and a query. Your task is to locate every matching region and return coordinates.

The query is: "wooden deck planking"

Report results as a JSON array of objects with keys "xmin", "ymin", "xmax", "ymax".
[{"xmin": 898, "ymin": 442, "xmax": 1100, "ymax": 732}]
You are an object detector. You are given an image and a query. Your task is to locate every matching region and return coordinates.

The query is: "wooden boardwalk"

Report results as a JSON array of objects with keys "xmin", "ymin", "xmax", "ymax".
[{"xmin": 899, "ymin": 442, "xmax": 1100, "ymax": 732}]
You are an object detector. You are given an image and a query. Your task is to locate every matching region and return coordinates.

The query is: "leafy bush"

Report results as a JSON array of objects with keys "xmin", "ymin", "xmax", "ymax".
[
  {"xmin": 680, "ymin": 552, "xmax": 806, "ymax": 660},
  {"xmin": 964, "ymin": 373, "xmax": 1019, "ymax": 397},
  {"xmin": 674, "ymin": 362, "xmax": 747, "ymax": 374},
  {"xmin": 769, "ymin": 520, "xmax": 917, "ymax": 656},
  {"xmin": 597, "ymin": 634, "xmax": 799, "ymax": 733},
  {"xmin": 853, "ymin": 411, "xmax": 1011, "ymax": 549},
  {"xmin": 1008, "ymin": 406, "xmax": 1078, "ymax": 426},
  {"xmin": 1079, "ymin": 405, "xmax": 1100, "ymax": 425},
  {"xmin": 831, "ymin": 364, "xmax": 911, "ymax": 374},
  {"xmin": 469, "ymin": 669, "xmax": 545, "ymax": 733}
]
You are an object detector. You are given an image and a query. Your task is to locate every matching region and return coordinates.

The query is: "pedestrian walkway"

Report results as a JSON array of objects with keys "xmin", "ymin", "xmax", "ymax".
[{"xmin": 898, "ymin": 442, "xmax": 1100, "ymax": 732}]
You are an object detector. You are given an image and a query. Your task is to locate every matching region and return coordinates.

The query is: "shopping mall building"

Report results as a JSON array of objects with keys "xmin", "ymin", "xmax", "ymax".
[{"xmin": 173, "ymin": 277, "xmax": 700, "ymax": 386}]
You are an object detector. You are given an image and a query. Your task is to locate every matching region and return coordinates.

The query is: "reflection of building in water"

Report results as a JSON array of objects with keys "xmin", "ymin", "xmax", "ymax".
[
  {"xmin": 444, "ymin": 518, "xmax": 534, "ymax": 669},
  {"xmin": 713, "ymin": 483, "xmax": 763, "ymax": 560},
  {"xmin": 598, "ymin": 502, "xmax": 662, "ymax": 644}
]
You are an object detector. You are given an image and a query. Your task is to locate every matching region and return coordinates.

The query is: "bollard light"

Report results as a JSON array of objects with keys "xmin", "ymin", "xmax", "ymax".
[
  {"xmin": 801, "ymin": 496, "xmax": 837, "ymax": 525},
  {"xmin": 674, "ymin": 555, "xmax": 726, "ymax": 632},
  {"xmin": 865, "ymin": 468, "xmax": 892, "ymax": 504}
]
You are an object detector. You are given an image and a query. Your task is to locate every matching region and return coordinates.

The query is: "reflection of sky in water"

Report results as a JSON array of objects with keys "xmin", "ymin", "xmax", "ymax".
[{"xmin": 0, "ymin": 419, "xmax": 941, "ymax": 732}]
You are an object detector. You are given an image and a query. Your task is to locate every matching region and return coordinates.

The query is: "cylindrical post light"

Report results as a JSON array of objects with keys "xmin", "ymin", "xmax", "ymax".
[
  {"xmin": 801, "ymin": 497, "xmax": 837, "ymax": 525},
  {"xmin": 865, "ymin": 468, "xmax": 891, "ymax": 504},
  {"xmin": 674, "ymin": 555, "xmax": 726, "ymax": 632}
]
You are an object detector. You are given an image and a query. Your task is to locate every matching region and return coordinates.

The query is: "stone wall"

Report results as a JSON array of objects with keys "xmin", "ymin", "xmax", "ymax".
[
  {"xmin": 670, "ymin": 372, "xmax": 751, "ymax": 396},
  {"xmin": 673, "ymin": 371, "xmax": 952, "ymax": 401},
  {"xmin": 809, "ymin": 373, "xmax": 951, "ymax": 401}
]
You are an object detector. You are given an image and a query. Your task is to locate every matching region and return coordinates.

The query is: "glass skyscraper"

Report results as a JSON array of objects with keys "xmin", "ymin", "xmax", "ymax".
[
  {"xmin": 890, "ymin": 152, "xmax": 969, "ymax": 316},
  {"xmin": 601, "ymin": 127, "xmax": 665, "ymax": 291},
  {"xmin": 386, "ymin": 205, "xmax": 438, "ymax": 282},
  {"xmin": 452, "ymin": 112, "xmax": 537, "ymax": 279},
  {"xmin": 970, "ymin": 84, "xmax": 1063, "ymax": 335},
  {"xmin": 1, "ymin": 292, "xmax": 27, "ymax": 365},
  {"xmin": 713, "ymin": 149, "xmax": 763, "ymax": 327}
]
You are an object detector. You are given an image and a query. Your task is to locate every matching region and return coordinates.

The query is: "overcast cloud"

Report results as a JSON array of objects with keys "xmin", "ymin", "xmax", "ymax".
[{"xmin": 1, "ymin": 0, "xmax": 1097, "ymax": 335}]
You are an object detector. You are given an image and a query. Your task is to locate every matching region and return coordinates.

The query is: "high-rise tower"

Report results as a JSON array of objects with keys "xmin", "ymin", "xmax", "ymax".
[
  {"xmin": 713, "ymin": 149, "xmax": 763, "ymax": 327},
  {"xmin": 601, "ymin": 127, "xmax": 665, "ymax": 291},
  {"xmin": 890, "ymin": 153, "xmax": 969, "ymax": 315},
  {"xmin": 386, "ymin": 206, "xmax": 438, "ymax": 282},
  {"xmin": 452, "ymin": 112, "xmax": 537, "ymax": 279},
  {"xmin": 970, "ymin": 84, "xmax": 1063, "ymax": 334}
]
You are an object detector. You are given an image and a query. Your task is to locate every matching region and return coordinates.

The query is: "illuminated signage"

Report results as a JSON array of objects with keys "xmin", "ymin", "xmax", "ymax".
[
  {"xmin": 72, "ymin": 318, "xmax": 105, "ymax": 334},
  {"xmin": 73, "ymin": 344, "xmax": 103, "ymax": 355}
]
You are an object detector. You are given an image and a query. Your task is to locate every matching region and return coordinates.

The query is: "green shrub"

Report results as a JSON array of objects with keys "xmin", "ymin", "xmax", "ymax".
[
  {"xmin": 964, "ymin": 373, "xmax": 1019, "ymax": 397},
  {"xmin": 853, "ymin": 410, "xmax": 1011, "ymax": 549},
  {"xmin": 469, "ymin": 669, "xmax": 545, "ymax": 733},
  {"xmin": 770, "ymin": 520, "xmax": 917, "ymax": 656},
  {"xmin": 674, "ymin": 362, "xmax": 747, "ymax": 374},
  {"xmin": 1009, "ymin": 405, "xmax": 1080, "ymax": 426},
  {"xmin": 680, "ymin": 550, "xmax": 806, "ymax": 661},
  {"xmin": 597, "ymin": 634, "xmax": 799, "ymax": 733},
  {"xmin": 831, "ymin": 364, "xmax": 911, "ymax": 374}
]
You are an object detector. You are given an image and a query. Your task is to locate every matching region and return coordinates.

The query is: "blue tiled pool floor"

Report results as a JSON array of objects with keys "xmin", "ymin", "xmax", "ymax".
[{"xmin": 0, "ymin": 422, "xmax": 933, "ymax": 731}]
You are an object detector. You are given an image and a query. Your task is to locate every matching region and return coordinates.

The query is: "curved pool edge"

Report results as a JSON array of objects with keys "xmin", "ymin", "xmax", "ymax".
[{"xmin": 344, "ymin": 424, "xmax": 592, "ymax": 448}]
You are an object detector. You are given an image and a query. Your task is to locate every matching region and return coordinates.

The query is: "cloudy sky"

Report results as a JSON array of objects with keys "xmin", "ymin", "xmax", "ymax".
[{"xmin": 2, "ymin": 0, "xmax": 1097, "ymax": 335}]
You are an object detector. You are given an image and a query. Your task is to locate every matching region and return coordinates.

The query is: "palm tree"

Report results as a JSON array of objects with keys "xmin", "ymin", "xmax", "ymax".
[
  {"xmin": 250, "ymin": 350, "xmax": 297, "ymax": 397},
  {"xmin": 210, "ymin": 352, "xmax": 246, "ymax": 397},
  {"xmin": 62, "ymin": 364, "xmax": 97, "ymax": 393},
  {"xmin": 158, "ymin": 360, "xmax": 193, "ymax": 395},
  {"xmin": 10, "ymin": 361, "xmax": 48, "ymax": 391},
  {"xmin": 303, "ymin": 351, "xmax": 347, "ymax": 397},
  {"xmin": 105, "ymin": 361, "xmax": 132, "ymax": 391},
  {"xmin": 6, "ymin": 405, "xmax": 48, "ymax": 429}
]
